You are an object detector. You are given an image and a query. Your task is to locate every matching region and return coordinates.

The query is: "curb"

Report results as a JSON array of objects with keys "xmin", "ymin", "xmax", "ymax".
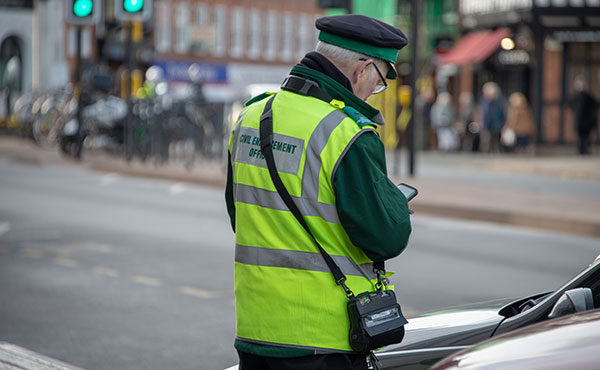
[
  {"xmin": 410, "ymin": 202, "xmax": 600, "ymax": 238},
  {"xmin": 2, "ymin": 137, "xmax": 598, "ymax": 239},
  {"xmin": 84, "ymin": 159, "xmax": 600, "ymax": 238}
]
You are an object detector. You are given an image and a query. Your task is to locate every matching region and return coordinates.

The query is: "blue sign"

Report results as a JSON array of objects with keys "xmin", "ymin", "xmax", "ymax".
[{"xmin": 153, "ymin": 61, "xmax": 227, "ymax": 83}]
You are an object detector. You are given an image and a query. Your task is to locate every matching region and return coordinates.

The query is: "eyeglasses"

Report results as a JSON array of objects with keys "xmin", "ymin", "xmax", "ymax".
[{"xmin": 359, "ymin": 58, "xmax": 388, "ymax": 94}]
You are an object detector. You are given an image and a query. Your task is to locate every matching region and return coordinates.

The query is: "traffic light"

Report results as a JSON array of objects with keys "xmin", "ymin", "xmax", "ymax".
[
  {"xmin": 65, "ymin": 0, "xmax": 100, "ymax": 25},
  {"xmin": 114, "ymin": 0, "xmax": 153, "ymax": 22}
]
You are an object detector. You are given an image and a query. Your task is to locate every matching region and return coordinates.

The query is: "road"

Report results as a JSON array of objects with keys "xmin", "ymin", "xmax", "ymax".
[{"xmin": 1, "ymin": 158, "xmax": 599, "ymax": 370}]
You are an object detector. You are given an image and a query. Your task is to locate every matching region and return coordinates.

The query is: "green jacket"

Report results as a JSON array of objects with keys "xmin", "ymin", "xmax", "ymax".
[{"xmin": 225, "ymin": 63, "xmax": 411, "ymax": 357}]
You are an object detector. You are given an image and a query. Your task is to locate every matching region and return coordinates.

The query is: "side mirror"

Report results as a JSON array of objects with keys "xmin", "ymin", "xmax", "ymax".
[{"xmin": 548, "ymin": 288, "xmax": 594, "ymax": 319}]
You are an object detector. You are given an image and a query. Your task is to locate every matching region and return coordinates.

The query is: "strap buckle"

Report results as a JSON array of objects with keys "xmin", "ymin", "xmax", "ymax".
[
  {"xmin": 336, "ymin": 277, "xmax": 355, "ymax": 298},
  {"xmin": 374, "ymin": 266, "xmax": 386, "ymax": 291}
]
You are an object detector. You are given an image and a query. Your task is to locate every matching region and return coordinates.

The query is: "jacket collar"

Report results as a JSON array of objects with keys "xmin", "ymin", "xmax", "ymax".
[{"xmin": 290, "ymin": 56, "xmax": 385, "ymax": 126}]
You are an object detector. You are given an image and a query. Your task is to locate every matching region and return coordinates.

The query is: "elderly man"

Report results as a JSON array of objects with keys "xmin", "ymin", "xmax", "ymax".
[{"xmin": 225, "ymin": 14, "xmax": 412, "ymax": 370}]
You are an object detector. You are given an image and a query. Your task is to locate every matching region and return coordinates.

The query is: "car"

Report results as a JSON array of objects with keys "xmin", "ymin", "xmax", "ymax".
[
  {"xmin": 430, "ymin": 308, "xmax": 600, "ymax": 370},
  {"xmin": 224, "ymin": 257, "xmax": 599, "ymax": 370},
  {"xmin": 374, "ymin": 256, "xmax": 600, "ymax": 369}
]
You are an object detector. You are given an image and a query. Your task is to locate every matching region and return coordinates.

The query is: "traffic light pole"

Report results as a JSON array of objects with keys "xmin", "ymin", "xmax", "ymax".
[
  {"xmin": 75, "ymin": 25, "xmax": 84, "ymax": 159},
  {"xmin": 408, "ymin": 0, "xmax": 419, "ymax": 177},
  {"xmin": 124, "ymin": 21, "xmax": 133, "ymax": 161}
]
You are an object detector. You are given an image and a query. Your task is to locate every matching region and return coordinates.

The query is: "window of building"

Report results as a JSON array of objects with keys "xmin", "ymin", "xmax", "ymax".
[
  {"xmin": 196, "ymin": 2, "xmax": 209, "ymax": 25},
  {"xmin": 155, "ymin": 1, "xmax": 171, "ymax": 54},
  {"xmin": 175, "ymin": 2, "xmax": 190, "ymax": 54},
  {"xmin": 68, "ymin": 27, "xmax": 92, "ymax": 58},
  {"xmin": 213, "ymin": 5, "xmax": 226, "ymax": 57},
  {"xmin": 265, "ymin": 10, "xmax": 278, "ymax": 61},
  {"xmin": 230, "ymin": 6, "xmax": 244, "ymax": 58},
  {"xmin": 280, "ymin": 12, "xmax": 294, "ymax": 61},
  {"xmin": 248, "ymin": 8, "xmax": 261, "ymax": 60},
  {"xmin": 191, "ymin": 3, "xmax": 214, "ymax": 55},
  {"xmin": 296, "ymin": 13, "xmax": 311, "ymax": 59}
]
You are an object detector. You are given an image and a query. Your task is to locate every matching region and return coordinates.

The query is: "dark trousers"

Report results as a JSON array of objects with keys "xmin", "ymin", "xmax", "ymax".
[
  {"xmin": 237, "ymin": 351, "xmax": 368, "ymax": 370},
  {"xmin": 578, "ymin": 135, "xmax": 591, "ymax": 155}
]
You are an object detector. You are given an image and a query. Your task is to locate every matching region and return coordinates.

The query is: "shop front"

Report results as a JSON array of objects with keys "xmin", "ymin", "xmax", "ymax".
[{"xmin": 445, "ymin": 0, "xmax": 600, "ymax": 145}]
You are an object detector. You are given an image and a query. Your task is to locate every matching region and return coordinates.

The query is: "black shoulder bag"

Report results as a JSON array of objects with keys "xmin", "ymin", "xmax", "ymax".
[{"xmin": 258, "ymin": 95, "xmax": 408, "ymax": 354}]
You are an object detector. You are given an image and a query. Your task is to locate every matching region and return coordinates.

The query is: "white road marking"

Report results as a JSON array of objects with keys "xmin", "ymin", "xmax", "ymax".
[
  {"xmin": 0, "ymin": 222, "xmax": 10, "ymax": 237},
  {"xmin": 93, "ymin": 266, "xmax": 120, "ymax": 278},
  {"xmin": 130, "ymin": 275, "xmax": 162, "ymax": 287},
  {"xmin": 46, "ymin": 241, "xmax": 117, "ymax": 257},
  {"xmin": 19, "ymin": 248, "xmax": 44, "ymax": 259},
  {"xmin": 168, "ymin": 183, "xmax": 187, "ymax": 195},
  {"xmin": 177, "ymin": 286, "xmax": 230, "ymax": 299},
  {"xmin": 100, "ymin": 173, "xmax": 120, "ymax": 186},
  {"xmin": 53, "ymin": 258, "xmax": 79, "ymax": 268}
]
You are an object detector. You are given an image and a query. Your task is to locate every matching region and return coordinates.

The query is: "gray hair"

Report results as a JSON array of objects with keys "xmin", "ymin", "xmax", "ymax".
[{"xmin": 316, "ymin": 41, "xmax": 387, "ymax": 78}]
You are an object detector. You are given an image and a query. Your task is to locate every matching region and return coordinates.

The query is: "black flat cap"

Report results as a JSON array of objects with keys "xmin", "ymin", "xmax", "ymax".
[{"xmin": 316, "ymin": 14, "xmax": 408, "ymax": 78}]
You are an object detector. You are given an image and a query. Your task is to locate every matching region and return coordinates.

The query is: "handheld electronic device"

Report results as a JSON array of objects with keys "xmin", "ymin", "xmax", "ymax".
[{"xmin": 397, "ymin": 183, "xmax": 418, "ymax": 201}]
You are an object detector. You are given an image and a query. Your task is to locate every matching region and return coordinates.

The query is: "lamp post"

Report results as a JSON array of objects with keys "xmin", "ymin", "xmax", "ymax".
[{"xmin": 408, "ymin": 0, "xmax": 419, "ymax": 177}]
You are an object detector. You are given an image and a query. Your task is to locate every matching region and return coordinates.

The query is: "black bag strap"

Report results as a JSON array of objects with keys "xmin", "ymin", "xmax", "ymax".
[
  {"xmin": 281, "ymin": 75, "xmax": 332, "ymax": 103},
  {"xmin": 259, "ymin": 95, "xmax": 354, "ymax": 298},
  {"xmin": 280, "ymin": 78, "xmax": 389, "ymax": 275},
  {"xmin": 259, "ymin": 94, "xmax": 386, "ymax": 298}
]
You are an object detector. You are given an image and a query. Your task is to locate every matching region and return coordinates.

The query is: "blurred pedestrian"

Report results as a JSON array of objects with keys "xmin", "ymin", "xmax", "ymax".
[
  {"xmin": 430, "ymin": 92, "xmax": 459, "ymax": 151},
  {"xmin": 480, "ymin": 82, "xmax": 506, "ymax": 153},
  {"xmin": 225, "ymin": 14, "xmax": 412, "ymax": 370},
  {"xmin": 569, "ymin": 76, "xmax": 598, "ymax": 155},
  {"xmin": 414, "ymin": 85, "xmax": 435, "ymax": 150},
  {"xmin": 503, "ymin": 92, "xmax": 534, "ymax": 152}
]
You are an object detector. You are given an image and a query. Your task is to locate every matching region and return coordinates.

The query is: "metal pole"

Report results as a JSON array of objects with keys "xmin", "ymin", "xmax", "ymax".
[
  {"xmin": 534, "ymin": 25, "xmax": 544, "ymax": 146},
  {"xmin": 559, "ymin": 42, "xmax": 568, "ymax": 145},
  {"xmin": 408, "ymin": 0, "xmax": 419, "ymax": 177},
  {"xmin": 124, "ymin": 21, "xmax": 133, "ymax": 161},
  {"xmin": 75, "ymin": 25, "xmax": 83, "ymax": 159}
]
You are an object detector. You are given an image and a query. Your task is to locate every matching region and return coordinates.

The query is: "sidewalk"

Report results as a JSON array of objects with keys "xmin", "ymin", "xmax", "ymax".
[{"xmin": 1, "ymin": 136, "xmax": 599, "ymax": 238}]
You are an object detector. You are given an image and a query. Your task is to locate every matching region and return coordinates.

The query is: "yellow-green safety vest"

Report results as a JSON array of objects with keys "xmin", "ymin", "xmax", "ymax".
[{"xmin": 229, "ymin": 87, "xmax": 382, "ymax": 353}]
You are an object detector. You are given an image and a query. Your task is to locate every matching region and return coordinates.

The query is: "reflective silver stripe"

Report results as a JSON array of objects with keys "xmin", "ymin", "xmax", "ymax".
[
  {"xmin": 301, "ymin": 109, "xmax": 348, "ymax": 202},
  {"xmin": 230, "ymin": 109, "xmax": 251, "ymax": 171},
  {"xmin": 235, "ymin": 184, "xmax": 340, "ymax": 224},
  {"xmin": 231, "ymin": 108, "xmax": 250, "ymax": 159},
  {"xmin": 236, "ymin": 336, "xmax": 353, "ymax": 355},
  {"xmin": 331, "ymin": 128, "xmax": 377, "ymax": 188},
  {"xmin": 231, "ymin": 108, "xmax": 251, "ymax": 204},
  {"xmin": 236, "ymin": 244, "xmax": 377, "ymax": 280}
]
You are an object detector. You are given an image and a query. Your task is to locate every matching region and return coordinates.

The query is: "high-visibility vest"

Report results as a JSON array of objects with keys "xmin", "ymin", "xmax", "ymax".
[{"xmin": 229, "ymin": 87, "xmax": 380, "ymax": 353}]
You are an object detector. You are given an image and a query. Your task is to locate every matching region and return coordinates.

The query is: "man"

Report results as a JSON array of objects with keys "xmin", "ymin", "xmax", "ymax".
[
  {"xmin": 570, "ymin": 76, "xmax": 598, "ymax": 155},
  {"xmin": 480, "ymin": 82, "xmax": 505, "ymax": 153},
  {"xmin": 225, "ymin": 14, "xmax": 412, "ymax": 370}
]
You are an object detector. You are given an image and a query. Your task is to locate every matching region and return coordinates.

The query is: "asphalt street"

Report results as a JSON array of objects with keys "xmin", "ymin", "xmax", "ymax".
[{"xmin": 1, "ymin": 158, "xmax": 599, "ymax": 370}]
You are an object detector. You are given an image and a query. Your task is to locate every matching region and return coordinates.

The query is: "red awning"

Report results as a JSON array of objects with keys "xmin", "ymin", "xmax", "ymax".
[{"xmin": 441, "ymin": 28, "xmax": 512, "ymax": 65}]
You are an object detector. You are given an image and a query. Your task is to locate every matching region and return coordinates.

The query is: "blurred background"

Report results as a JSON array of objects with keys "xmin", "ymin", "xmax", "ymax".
[
  {"xmin": 0, "ymin": 1, "xmax": 599, "ymax": 370},
  {"xmin": 1, "ymin": 0, "xmax": 600, "ymax": 160}
]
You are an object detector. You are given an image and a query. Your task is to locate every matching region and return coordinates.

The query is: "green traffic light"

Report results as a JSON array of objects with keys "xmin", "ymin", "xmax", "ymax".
[
  {"xmin": 73, "ymin": 0, "xmax": 93, "ymax": 17},
  {"xmin": 123, "ymin": 0, "xmax": 144, "ymax": 13}
]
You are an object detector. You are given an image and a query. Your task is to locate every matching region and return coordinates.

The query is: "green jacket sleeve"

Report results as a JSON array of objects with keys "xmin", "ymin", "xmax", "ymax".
[
  {"xmin": 333, "ymin": 132, "xmax": 411, "ymax": 262},
  {"xmin": 225, "ymin": 152, "xmax": 236, "ymax": 232}
]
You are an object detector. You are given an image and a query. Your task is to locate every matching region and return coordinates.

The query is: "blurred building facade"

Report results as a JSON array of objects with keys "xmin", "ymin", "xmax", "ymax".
[
  {"xmin": 0, "ymin": 0, "xmax": 70, "ymax": 118},
  {"xmin": 442, "ymin": 0, "xmax": 600, "ymax": 145},
  {"xmin": 150, "ymin": 0, "xmax": 324, "ymax": 103}
]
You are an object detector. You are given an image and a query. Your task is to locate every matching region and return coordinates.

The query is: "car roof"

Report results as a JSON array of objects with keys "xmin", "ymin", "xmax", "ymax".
[{"xmin": 431, "ymin": 309, "xmax": 600, "ymax": 370}]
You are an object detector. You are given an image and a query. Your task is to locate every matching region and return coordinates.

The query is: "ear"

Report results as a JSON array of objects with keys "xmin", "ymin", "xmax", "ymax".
[{"xmin": 353, "ymin": 59, "xmax": 371, "ymax": 84}]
